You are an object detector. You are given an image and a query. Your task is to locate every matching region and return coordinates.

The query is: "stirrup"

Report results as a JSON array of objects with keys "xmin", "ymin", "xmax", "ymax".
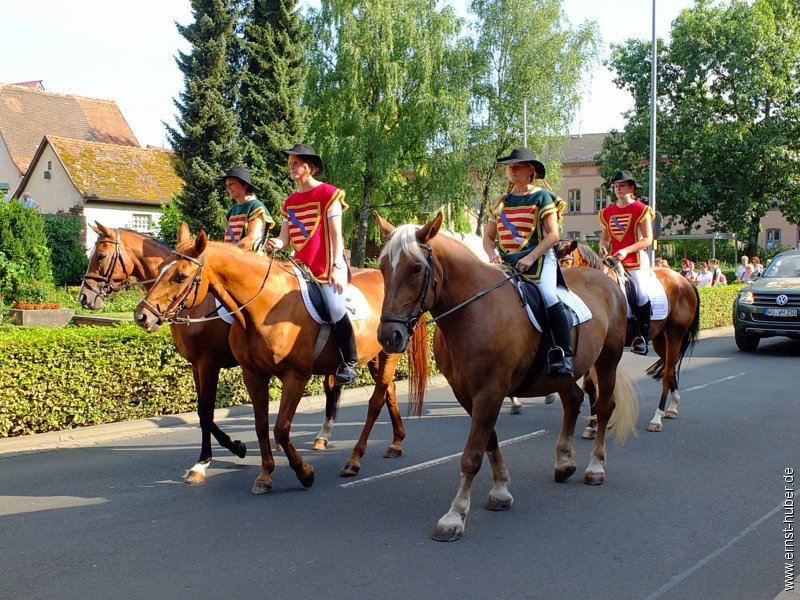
[
  {"xmin": 631, "ymin": 336, "xmax": 648, "ymax": 355},
  {"xmin": 546, "ymin": 346, "xmax": 573, "ymax": 377},
  {"xmin": 334, "ymin": 364, "xmax": 357, "ymax": 386}
]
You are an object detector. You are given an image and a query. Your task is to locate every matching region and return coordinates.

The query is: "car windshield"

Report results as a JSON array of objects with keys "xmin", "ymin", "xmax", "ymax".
[{"xmin": 763, "ymin": 255, "xmax": 800, "ymax": 278}]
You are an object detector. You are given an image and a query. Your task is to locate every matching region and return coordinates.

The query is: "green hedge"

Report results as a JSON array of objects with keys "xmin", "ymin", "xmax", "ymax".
[
  {"xmin": 43, "ymin": 214, "xmax": 88, "ymax": 286},
  {"xmin": 697, "ymin": 284, "xmax": 741, "ymax": 329}
]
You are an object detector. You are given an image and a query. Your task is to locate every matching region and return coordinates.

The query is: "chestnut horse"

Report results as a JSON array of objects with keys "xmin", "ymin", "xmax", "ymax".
[
  {"xmin": 133, "ymin": 223, "xmax": 424, "ymax": 494},
  {"xmin": 79, "ymin": 224, "xmax": 382, "ymax": 483},
  {"xmin": 555, "ymin": 240, "xmax": 700, "ymax": 433},
  {"xmin": 375, "ymin": 212, "xmax": 638, "ymax": 541}
]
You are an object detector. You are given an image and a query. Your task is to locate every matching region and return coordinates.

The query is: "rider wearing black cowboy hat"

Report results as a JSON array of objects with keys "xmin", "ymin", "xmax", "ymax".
[
  {"xmin": 599, "ymin": 170, "xmax": 655, "ymax": 355},
  {"xmin": 482, "ymin": 147, "xmax": 573, "ymax": 377},
  {"xmin": 219, "ymin": 166, "xmax": 274, "ymax": 251},
  {"xmin": 267, "ymin": 144, "xmax": 358, "ymax": 386}
]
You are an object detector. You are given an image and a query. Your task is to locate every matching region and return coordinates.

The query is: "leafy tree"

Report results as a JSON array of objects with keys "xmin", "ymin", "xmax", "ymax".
[
  {"xmin": 167, "ymin": 0, "xmax": 243, "ymax": 240},
  {"xmin": 43, "ymin": 214, "xmax": 87, "ymax": 286},
  {"xmin": 468, "ymin": 0, "xmax": 600, "ymax": 234},
  {"xmin": 238, "ymin": 0, "xmax": 309, "ymax": 215},
  {"xmin": 600, "ymin": 0, "xmax": 800, "ymax": 256},
  {"xmin": 306, "ymin": 0, "xmax": 472, "ymax": 266},
  {"xmin": 0, "ymin": 202, "xmax": 53, "ymax": 303}
]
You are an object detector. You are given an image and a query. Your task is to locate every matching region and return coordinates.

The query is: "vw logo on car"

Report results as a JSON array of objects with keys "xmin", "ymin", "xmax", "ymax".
[{"xmin": 776, "ymin": 294, "xmax": 789, "ymax": 306}]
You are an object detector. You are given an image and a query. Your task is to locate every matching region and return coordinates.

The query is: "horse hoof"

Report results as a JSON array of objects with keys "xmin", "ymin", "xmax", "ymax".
[
  {"xmin": 544, "ymin": 393, "xmax": 557, "ymax": 405},
  {"xmin": 554, "ymin": 465, "xmax": 577, "ymax": 483},
  {"xmin": 584, "ymin": 472, "xmax": 605, "ymax": 486},
  {"xmin": 185, "ymin": 470, "xmax": 206, "ymax": 485},
  {"xmin": 299, "ymin": 467, "xmax": 315, "ymax": 488},
  {"xmin": 251, "ymin": 480, "xmax": 272, "ymax": 495},
  {"xmin": 233, "ymin": 441, "xmax": 247, "ymax": 459},
  {"xmin": 313, "ymin": 438, "xmax": 328, "ymax": 451},
  {"xmin": 384, "ymin": 445, "xmax": 403, "ymax": 459},
  {"xmin": 664, "ymin": 410, "xmax": 679, "ymax": 419},
  {"xmin": 340, "ymin": 462, "xmax": 360, "ymax": 477},
  {"xmin": 646, "ymin": 422, "xmax": 662, "ymax": 432},
  {"xmin": 581, "ymin": 426, "xmax": 596, "ymax": 440},
  {"xmin": 484, "ymin": 497, "xmax": 512, "ymax": 511},
  {"xmin": 432, "ymin": 527, "xmax": 463, "ymax": 542},
  {"xmin": 274, "ymin": 443, "xmax": 284, "ymax": 452}
]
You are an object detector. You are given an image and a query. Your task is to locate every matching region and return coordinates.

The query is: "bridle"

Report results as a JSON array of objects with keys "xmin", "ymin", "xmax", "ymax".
[
  {"xmin": 80, "ymin": 230, "xmax": 135, "ymax": 299},
  {"xmin": 379, "ymin": 243, "xmax": 438, "ymax": 334},
  {"xmin": 137, "ymin": 251, "xmax": 206, "ymax": 325}
]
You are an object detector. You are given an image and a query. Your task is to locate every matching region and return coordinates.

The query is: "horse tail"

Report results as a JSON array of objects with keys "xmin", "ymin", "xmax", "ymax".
[
  {"xmin": 406, "ymin": 325, "xmax": 430, "ymax": 417},
  {"xmin": 605, "ymin": 365, "xmax": 639, "ymax": 445}
]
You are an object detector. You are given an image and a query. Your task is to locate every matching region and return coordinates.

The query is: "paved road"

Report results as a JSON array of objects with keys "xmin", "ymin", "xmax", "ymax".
[{"xmin": 1, "ymin": 330, "xmax": 798, "ymax": 600}]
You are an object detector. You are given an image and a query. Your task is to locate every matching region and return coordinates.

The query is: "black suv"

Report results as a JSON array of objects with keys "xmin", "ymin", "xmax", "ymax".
[{"xmin": 733, "ymin": 250, "xmax": 800, "ymax": 351}]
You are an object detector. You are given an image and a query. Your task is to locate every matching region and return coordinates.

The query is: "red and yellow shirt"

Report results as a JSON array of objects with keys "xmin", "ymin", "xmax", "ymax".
[{"xmin": 598, "ymin": 200, "xmax": 654, "ymax": 269}]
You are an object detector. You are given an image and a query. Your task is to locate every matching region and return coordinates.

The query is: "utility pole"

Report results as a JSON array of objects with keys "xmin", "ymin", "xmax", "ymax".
[
  {"xmin": 649, "ymin": 0, "xmax": 658, "ymax": 264},
  {"xmin": 523, "ymin": 95, "xmax": 528, "ymax": 147}
]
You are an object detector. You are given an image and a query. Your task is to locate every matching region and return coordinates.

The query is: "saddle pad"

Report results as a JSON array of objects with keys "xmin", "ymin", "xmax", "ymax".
[
  {"xmin": 621, "ymin": 271, "xmax": 668, "ymax": 321},
  {"xmin": 522, "ymin": 286, "xmax": 592, "ymax": 333},
  {"xmin": 292, "ymin": 265, "xmax": 371, "ymax": 325},
  {"xmin": 215, "ymin": 298, "xmax": 235, "ymax": 325}
]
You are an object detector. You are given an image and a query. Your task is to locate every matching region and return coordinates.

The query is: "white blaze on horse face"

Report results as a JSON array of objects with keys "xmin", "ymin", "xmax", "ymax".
[{"xmin": 153, "ymin": 260, "xmax": 178, "ymax": 287}]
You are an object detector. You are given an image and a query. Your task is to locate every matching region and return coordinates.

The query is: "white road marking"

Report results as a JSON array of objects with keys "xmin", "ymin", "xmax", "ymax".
[
  {"xmin": 339, "ymin": 430, "xmax": 547, "ymax": 489},
  {"xmin": 682, "ymin": 372, "xmax": 747, "ymax": 392}
]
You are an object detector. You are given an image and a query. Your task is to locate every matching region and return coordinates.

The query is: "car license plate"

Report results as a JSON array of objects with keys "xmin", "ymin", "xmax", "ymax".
[{"xmin": 764, "ymin": 308, "xmax": 798, "ymax": 317}]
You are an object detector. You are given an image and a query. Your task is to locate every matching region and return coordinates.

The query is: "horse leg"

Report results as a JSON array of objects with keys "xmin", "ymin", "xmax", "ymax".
[
  {"xmin": 433, "ymin": 394, "xmax": 503, "ymax": 542},
  {"xmin": 581, "ymin": 372, "xmax": 598, "ymax": 440},
  {"xmin": 554, "ymin": 383, "xmax": 582, "ymax": 482},
  {"xmin": 646, "ymin": 334, "xmax": 675, "ymax": 432},
  {"xmin": 313, "ymin": 376, "xmax": 339, "ymax": 451},
  {"xmin": 240, "ymin": 369, "xmax": 275, "ymax": 495},
  {"xmin": 508, "ymin": 397, "xmax": 523, "ymax": 414},
  {"xmin": 484, "ymin": 429, "xmax": 513, "ymax": 511},
  {"xmin": 273, "ymin": 374, "xmax": 315, "ymax": 489},
  {"xmin": 341, "ymin": 355, "xmax": 405, "ymax": 477},
  {"xmin": 585, "ymin": 370, "xmax": 613, "ymax": 485}
]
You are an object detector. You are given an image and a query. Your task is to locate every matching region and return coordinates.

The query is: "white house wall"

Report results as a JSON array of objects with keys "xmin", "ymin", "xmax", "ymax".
[
  {"xmin": 0, "ymin": 135, "xmax": 22, "ymax": 197},
  {"xmin": 83, "ymin": 205, "xmax": 162, "ymax": 256}
]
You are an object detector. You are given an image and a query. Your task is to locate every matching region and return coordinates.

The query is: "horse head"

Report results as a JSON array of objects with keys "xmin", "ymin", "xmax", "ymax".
[
  {"xmin": 134, "ymin": 223, "xmax": 210, "ymax": 332},
  {"xmin": 79, "ymin": 222, "xmax": 133, "ymax": 310},
  {"xmin": 375, "ymin": 211, "xmax": 443, "ymax": 354}
]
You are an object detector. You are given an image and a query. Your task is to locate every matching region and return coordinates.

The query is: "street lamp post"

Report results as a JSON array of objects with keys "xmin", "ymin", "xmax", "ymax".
[
  {"xmin": 523, "ymin": 95, "xmax": 528, "ymax": 147},
  {"xmin": 649, "ymin": 0, "xmax": 658, "ymax": 264}
]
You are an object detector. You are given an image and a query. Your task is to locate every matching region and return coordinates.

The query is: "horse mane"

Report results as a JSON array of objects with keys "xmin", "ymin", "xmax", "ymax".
[
  {"xmin": 573, "ymin": 241, "xmax": 605, "ymax": 269},
  {"xmin": 379, "ymin": 224, "xmax": 430, "ymax": 269}
]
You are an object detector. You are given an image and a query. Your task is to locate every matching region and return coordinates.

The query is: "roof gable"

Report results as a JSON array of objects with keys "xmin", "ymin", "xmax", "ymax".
[
  {"xmin": 44, "ymin": 136, "xmax": 182, "ymax": 203},
  {"xmin": 0, "ymin": 83, "xmax": 139, "ymax": 174},
  {"xmin": 558, "ymin": 133, "xmax": 608, "ymax": 164}
]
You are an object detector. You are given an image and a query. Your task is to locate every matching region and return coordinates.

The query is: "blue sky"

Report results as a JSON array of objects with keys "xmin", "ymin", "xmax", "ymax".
[{"xmin": 1, "ymin": 0, "xmax": 695, "ymax": 148}]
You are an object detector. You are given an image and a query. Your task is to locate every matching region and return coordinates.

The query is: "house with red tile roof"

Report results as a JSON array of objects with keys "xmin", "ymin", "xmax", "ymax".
[{"xmin": 15, "ymin": 136, "xmax": 182, "ymax": 250}]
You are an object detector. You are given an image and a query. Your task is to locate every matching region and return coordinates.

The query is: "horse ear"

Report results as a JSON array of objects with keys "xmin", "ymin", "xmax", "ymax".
[
  {"xmin": 195, "ymin": 229, "xmax": 208, "ymax": 254},
  {"xmin": 95, "ymin": 222, "xmax": 113, "ymax": 237},
  {"xmin": 177, "ymin": 222, "xmax": 191, "ymax": 244},
  {"xmin": 373, "ymin": 211, "xmax": 395, "ymax": 241},
  {"xmin": 89, "ymin": 222, "xmax": 101, "ymax": 235},
  {"xmin": 568, "ymin": 240, "xmax": 578, "ymax": 253},
  {"xmin": 416, "ymin": 211, "xmax": 443, "ymax": 244}
]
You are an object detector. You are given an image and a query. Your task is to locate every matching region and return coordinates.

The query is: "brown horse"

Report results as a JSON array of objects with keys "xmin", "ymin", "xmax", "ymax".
[
  {"xmin": 78, "ymin": 224, "xmax": 367, "ymax": 483},
  {"xmin": 133, "ymin": 223, "xmax": 423, "ymax": 493},
  {"xmin": 555, "ymin": 239, "xmax": 700, "ymax": 433},
  {"xmin": 375, "ymin": 212, "xmax": 638, "ymax": 541}
]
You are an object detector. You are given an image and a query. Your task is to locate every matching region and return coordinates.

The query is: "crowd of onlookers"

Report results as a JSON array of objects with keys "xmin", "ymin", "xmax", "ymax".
[{"xmin": 653, "ymin": 254, "xmax": 770, "ymax": 287}]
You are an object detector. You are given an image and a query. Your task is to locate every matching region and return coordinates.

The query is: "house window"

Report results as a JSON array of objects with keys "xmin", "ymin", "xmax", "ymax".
[
  {"xmin": 129, "ymin": 213, "xmax": 154, "ymax": 233},
  {"xmin": 766, "ymin": 228, "xmax": 781, "ymax": 250},
  {"xmin": 594, "ymin": 188, "xmax": 607, "ymax": 213},
  {"xmin": 567, "ymin": 189, "xmax": 581, "ymax": 213}
]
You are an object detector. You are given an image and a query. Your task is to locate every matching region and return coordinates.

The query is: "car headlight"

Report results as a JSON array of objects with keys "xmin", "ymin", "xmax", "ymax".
[{"xmin": 738, "ymin": 290, "xmax": 754, "ymax": 305}]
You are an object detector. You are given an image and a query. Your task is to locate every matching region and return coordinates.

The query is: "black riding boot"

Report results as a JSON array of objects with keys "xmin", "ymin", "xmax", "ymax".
[
  {"xmin": 631, "ymin": 301, "xmax": 651, "ymax": 355},
  {"xmin": 332, "ymin": 314, "xmax": 359, "ymax": 385},
  {"xmin": 546, "ymin": 302, "xmax": 574, "ymax": 377}
]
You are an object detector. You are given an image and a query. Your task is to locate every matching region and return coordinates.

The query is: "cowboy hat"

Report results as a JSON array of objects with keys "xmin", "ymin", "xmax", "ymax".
[
  {"xmin": 610, "ymin": 170, "xmax": 640, "ymax": 189},
  {"xmin": 281, "ymin": 143, "xmax": 324, "ymax": 175},
  {"xmin": 219, "ymin": 167, "xmax": 260, "ymax": 192},
  {"xmin": 496, "ymin": 147, "xmax": 546, "ymax": 179}
]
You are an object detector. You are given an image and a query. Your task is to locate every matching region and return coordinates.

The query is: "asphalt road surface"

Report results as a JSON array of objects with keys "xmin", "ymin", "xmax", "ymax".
[{"xmin": 1, "ymin": 331, "xmax": 798, "ymax": 600}]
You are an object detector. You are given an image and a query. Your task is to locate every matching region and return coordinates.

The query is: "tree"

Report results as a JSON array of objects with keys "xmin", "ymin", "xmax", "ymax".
[
  {"xmin": 468, "ymin": 0, "xmax": 600, "ymax": 234},
  {"xmin": 167, "ymin": 0, "xmax": 243, "ymax": 240},
  {"xmin": 600, "ymin": 0, "xmax": 800, "ymax": 256},
  {"xmin": 306, "ymin": 0, "xmax": 472, "ymax": 266},
  {"xmin": 238, "ymin": 0, "xmax": 309, "ymax": 216},
  {"xmin": 0, "ymin": 202, "xmax": 53, "ymax": 303}
]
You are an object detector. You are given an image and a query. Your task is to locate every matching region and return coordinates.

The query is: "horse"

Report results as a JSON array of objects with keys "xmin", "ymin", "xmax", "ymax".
[
  {"xmin": 375, "ymin": 212, "xmax": 639, "ymax": 541},
  {"xmin": 554, "ymin": 239, "xmax": 700, "ymax": 434},
  {"xmin": 133, "ymin": 223, "xmax": 425, "ymax": 494},
  {"xmin": 78, "ymin": 224, "xmax": 372, "ymax": 483}
]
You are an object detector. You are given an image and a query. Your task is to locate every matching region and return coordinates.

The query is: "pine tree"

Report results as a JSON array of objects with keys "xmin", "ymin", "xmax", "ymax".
[
  {"xmin": 238, "ymin": 0, "xmax": 309, "ymax": 215},
  {"xmin": 167, "ymin": 0, "xmax": 243, "ymax": 240}
]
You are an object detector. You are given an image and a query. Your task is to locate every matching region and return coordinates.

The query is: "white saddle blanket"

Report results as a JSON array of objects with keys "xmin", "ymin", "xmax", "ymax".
[
  {"xmin": 621, "ymin": 271, "xmax": 668, "ymax": 321},
  {"xmin": 215, "ymin": 299, "xmax": 234, "ymax": 325},
  {"xmin": 292, "ymin": 266, "xmax": 371, "ymax": 325},
  {"xmin": 522, "ymin": 286, "xmax": 592, "ymax": 332}
]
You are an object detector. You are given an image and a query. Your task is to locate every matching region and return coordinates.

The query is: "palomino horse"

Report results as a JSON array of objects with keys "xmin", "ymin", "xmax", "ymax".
[
  {"xmin": 555, "ymin": 240, "xmax": 700, "ymax": 433},
  {"xmin": 79, "ymin": 224, "xmax": 389, "ymax": 482},
  {"xmin": 134, "ymin": 223, "xmax": 425, "ymax": 493},
  {"xmin": 375, "ymin": 212, "xmax": 638, "ymax": 541}
]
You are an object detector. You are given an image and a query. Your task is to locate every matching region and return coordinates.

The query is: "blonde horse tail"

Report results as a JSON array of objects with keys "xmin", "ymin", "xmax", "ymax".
[
  {"xmin": 406, "ymin": 325, "xmax": 430, "ymax": 417},
  {"xmin": 606, "ymin": 366, "xmax": 639, "ymax": 445}
]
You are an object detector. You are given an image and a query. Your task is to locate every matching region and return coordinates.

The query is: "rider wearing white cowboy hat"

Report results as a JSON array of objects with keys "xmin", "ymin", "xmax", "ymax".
[{"xmin": 598, "ymin": 170, "xmax": 655, "ymax": 355}]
